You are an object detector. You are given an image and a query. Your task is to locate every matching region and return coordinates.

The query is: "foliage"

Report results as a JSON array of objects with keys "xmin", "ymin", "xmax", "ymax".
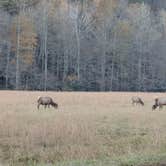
[{"xmin": 0, "ymin": 0, "xmax": 166, "ymax": 91}]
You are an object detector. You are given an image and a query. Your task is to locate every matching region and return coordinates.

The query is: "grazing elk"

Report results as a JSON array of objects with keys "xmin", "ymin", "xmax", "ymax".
[
  {"xmin": 37, "ymin": 96, "xmax": 58, "ymax": 109},
  {"xmin": 132, "ymin": 96, "xmax": 144, "ymax": 106},
  {"xmin": 152, "ymin": 97, "xmax": 166, "ymax": 110}
]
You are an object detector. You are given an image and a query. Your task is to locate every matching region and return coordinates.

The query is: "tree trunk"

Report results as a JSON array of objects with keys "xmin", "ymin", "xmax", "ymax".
[
  {"xmin": 100, "ymin": 23, "xmax": 106, "ymax": 91},
  {"xmin": 5, "ymin": 42, "xmax": 11, "ymax": 89},
  {"xmin": 75, "ymin": 17, "xmax": 80, "ymax": 80},
  {"xmin": 44, "ymin": 1, "xmax": 48, "ymax": 91},
  {"xmin": 110, "ymin": 31, "xmax": 117, "ymax": 91},
  {"xmin": 62, "ymin": 3, "xmax": 69, "ymax": 83},
  {"xmin": 138, "ymin": 38, "xmax": 142, "ymax": 91},
  {"xmin": 15, "ymin": 13, "xmax": 21, "ymax": 90},
  {"xmin": 110, "ymin": 62, "xmax": 114, "ymax": 90}
]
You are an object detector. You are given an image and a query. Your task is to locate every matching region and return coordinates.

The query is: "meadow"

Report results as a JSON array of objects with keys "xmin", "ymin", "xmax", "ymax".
[{"xmin": 0, "ymin": 91, "xmax": 166, "ymax": 166}]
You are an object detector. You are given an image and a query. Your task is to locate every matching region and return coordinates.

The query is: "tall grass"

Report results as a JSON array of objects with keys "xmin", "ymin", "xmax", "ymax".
[{"xmin": 0, "ymin": 91, "xmax": 166, "ymax": 165}]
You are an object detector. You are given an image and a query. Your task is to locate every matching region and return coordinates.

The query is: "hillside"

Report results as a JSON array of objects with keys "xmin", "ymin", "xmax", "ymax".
[{"xmin": 0, "ymin": 0, "xmax": 166, "ymax": 91}]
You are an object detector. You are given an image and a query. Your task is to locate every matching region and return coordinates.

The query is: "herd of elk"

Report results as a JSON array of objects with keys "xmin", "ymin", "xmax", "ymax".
[
  {"xmin": 36, "ymin": 95, "xmax": 166, "ymax": 111},
  {"xmin": 131, "ymin": 96, "xmax": 166, "ymax": 111}
]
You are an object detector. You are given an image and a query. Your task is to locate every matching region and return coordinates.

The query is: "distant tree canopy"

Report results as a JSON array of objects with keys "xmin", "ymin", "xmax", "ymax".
[{"xmin": 0, "ymin": 0, "xmax": 166, "ymax": 91}]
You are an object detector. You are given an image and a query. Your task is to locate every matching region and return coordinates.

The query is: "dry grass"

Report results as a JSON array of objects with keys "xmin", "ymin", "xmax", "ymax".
[{"xmin": 0, "ymin": 91, "xmax": 166, "ymax": 165}]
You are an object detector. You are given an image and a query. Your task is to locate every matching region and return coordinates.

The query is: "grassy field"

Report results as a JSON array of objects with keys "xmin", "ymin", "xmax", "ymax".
[{"xmin": 0, "ymin": 91, "xmax": 166, "ymax": 166}]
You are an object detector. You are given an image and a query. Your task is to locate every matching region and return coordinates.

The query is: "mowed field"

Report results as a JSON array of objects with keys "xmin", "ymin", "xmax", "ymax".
[{"xmin": 0, "ymin": 91, "xmax": 166, "ymax": 166}]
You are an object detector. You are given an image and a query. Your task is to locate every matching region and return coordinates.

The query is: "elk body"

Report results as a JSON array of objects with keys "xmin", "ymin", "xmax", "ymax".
[
  {"xmin": 37, "ymin": 96, "xmax": 58, "ymax": 109},
  {"xmin": 132, "ymin": 96, "xmax": 144, "ymax": 106},
  {"xmin": 152, "ymin": 98, "xmax": 166, "ymax": 110}
]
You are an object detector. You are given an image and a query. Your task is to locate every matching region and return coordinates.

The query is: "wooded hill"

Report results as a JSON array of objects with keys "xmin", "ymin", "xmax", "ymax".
[{"xmin": 0, "ymin": 0, "xmax": 166, "ymax": 91}]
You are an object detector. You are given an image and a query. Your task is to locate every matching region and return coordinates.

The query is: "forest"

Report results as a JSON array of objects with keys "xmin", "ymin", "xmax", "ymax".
[{"xmin": 0, "ymin": 0, "xmax": 166, "ymax": 91}]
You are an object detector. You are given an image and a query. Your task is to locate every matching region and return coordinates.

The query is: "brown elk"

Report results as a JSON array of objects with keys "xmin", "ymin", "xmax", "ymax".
[
  {"xmin": 152, "ymin": 97, "xmax": 166, "ymax": 110},
  {"xmin": 37, "ymin": 96, "xmax": 58, "ymax": 109},
  {"xmin": 132, "ymin": 96, "xmax": 144, "ymax": 106}
]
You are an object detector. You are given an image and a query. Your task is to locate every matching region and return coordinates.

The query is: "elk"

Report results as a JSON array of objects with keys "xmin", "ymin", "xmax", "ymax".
[
  {"xmin": 37, "ymin": 96, "xmax": 58, "ymax": 109},
  {"xmin": 132, "ymin": 96, "xmax": 144, "ymax": 106},
  {"xmin": 152, "ymin": 97, "xmax": 166, "ymax": 110}
]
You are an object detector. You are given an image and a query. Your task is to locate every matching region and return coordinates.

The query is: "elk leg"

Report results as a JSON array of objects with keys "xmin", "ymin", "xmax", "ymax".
[
  {"xmin": 132, "ymin": 101, "xmax": 134, "ymax": 106},
  {"xmin": 159, "ymin": 105, "xmax": 162, "ymax": 111},
  {"xmin": 37, "ymin": 103, "xmax": 40, "ymax": 110}
]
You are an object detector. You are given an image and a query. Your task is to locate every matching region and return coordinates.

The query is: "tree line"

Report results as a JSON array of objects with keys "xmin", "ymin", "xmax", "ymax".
[{"xmin": 0, "ymin": 0, "xmax": 166, "ymax": 91}]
